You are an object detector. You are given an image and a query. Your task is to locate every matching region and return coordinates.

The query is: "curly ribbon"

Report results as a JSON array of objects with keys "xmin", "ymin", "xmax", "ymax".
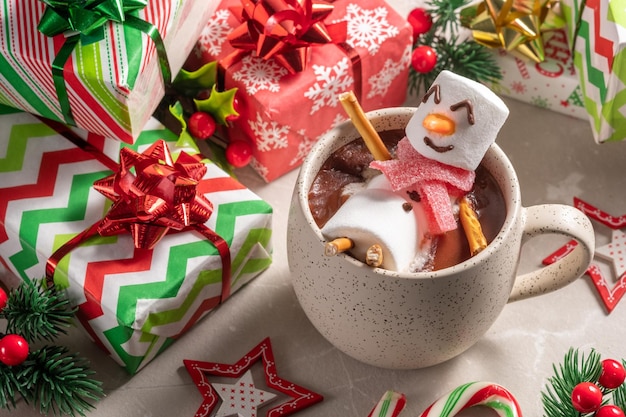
[
  {"xmin": 461, "ymin": 0, "xmax": 565, "ymax": 63},
  {"xmin": 45, "ymin": 140, "xmax": 232, "ymax": 303},
  {"xmin": 38, "ymin": 0, "xmax": 172, "ymax": 126}
]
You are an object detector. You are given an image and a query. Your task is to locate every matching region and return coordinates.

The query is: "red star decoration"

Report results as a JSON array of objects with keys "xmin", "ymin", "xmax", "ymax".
[
  {"xmin": 560, "ymin": 100, "xmax": 569, "ymax": 107},
  {"xmin": 184, "ymin": 338, "xmax": 323, "ymax": 417},
  {"xmin": 542, "ymin": 198, "xmax": 626, "ymax": 313}
]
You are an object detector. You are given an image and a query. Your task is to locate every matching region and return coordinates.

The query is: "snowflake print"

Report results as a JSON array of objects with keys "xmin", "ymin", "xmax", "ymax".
[
  {"xmin": 367, "ymin": 44, "xmax": 411, "ymax": 98},
  {"xmin": 197, "ymin": 9, "xmax": 231, "ymax": 56},
  {"xmin": 531, "ymin": 95, "xmax": 550, "ymax": 109},
  {"xmin": 249, "ymin": 112, "xmax": 290, "ymax": 152},
  {"xmin": 289, "ymin": 129, "xmax": 310, "ymax": 166},
  {"xmin": 304, "ymin": 57, "xmax": 353, "ymax": 114},
  {"xmin": 249, "ymin": 158, "xmax": 269, "ymax": 181},
  {"xmin": 343, "ymin": 3, "xmax": 399, "ymax": 55},
  {"xmin": 510, "ymin": 81, "xmax": 527, "ymax": 94},
  {"xmin": 232, "ymin": 55, "xmax": 289, "ymax": 94},
  {"xmin": 290, "ymin": 114, "xmax": 346, "ymax": 166}
]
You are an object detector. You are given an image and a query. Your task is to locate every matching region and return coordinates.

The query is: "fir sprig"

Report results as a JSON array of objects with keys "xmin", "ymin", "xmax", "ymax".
[
  {"xmin": 0, "ymin": 280, "xmax": 103, "ymax": 416},
  {"xmin": 2, "ymin": 279, "xmax": 76, "ymax": 343},
  {"xmin": 0, "ymin": 364, "xmax": 26, "ymax": 410},
  {"xmin": 22, "ymin": 346, "xmax": 103, "ymax": 417},
  {"xmin": 409, "ymin": 0, "xmax": 502, "ymax": 96},
  {"xmin": 542, "ymin": 348, "xmax": 603, "ymax": 417}
]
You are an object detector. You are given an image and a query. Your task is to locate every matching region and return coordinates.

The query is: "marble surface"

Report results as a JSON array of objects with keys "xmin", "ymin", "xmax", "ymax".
[{"xmin": 3, "ymin": 3, "xmax": 626, "ymax": 417}]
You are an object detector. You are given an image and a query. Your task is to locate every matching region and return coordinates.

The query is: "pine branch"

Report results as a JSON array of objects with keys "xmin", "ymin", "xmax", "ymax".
[
  {"xmin": 541, "ymin": 348, "xmax": 603, "ymax": 417},
  {"xmin": 20, "ymin": 346, "xmax": 103, "ymax": 417},
  {"xmin": 0, "ymin": 363, "xmax": 29, "ymax": 410},
  {"xmin": 2, "ymin": 279, "xmax": 76, "ymax": 343},
  {"xmin": 409, "ymin": 0, "xmax": 502, "ymax": 96}
]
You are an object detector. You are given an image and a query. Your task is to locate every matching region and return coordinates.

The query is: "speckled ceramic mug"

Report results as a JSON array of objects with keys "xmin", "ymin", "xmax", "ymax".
[{"xmin": 287, "ymin": 107, "xmax": 595, "ymax": 369}]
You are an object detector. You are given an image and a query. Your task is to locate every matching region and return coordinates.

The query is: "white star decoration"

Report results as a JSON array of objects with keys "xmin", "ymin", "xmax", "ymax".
[
  {"xmin": 595, "ymin": 229, "xmax": 626, "ymax": 278},
  {"xmin": 213, "ymin": 370, "xmax": 277, "ymax": 417}
]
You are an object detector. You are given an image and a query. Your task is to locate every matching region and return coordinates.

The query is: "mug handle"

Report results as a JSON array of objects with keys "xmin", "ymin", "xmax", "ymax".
[{"xmin": 508, "ymin": 204, "xmax": 595, "ymax": 302}]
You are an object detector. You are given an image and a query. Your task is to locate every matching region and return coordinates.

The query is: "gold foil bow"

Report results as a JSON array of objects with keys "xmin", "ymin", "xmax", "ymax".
[
  {"xmin": 227, "ymin": 0, "xmax": 347, "ymax": 73},
  {"xmin": 461, "ymin": 0, "xmax": 565, "ymax": 62}
]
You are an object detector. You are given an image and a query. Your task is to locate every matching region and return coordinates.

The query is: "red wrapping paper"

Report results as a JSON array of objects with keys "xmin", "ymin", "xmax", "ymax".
[{"xmin": 188, "ymin": 0, "xmax": 413, "ymax": 182}]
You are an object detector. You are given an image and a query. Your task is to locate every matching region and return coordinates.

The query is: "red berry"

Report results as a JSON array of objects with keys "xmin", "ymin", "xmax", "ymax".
[
  {"xmin": 408, "ymin": 8, "xmax": 433, "ymax": 38},
  {"xmin": 225, "ymin": 140, "xmax": 253, "ymax": 168},
  {"xmin": 0, "ymin": 287, "xmax": 7, "ymax": 311},
  {"xmin": 188, "ymin": 111, "xmax": 217, "ymax": 140},
  {"xmin": 571, "ymin": 382, "xmax": 603, "ymax": 413},
  {"xmin": 600, "ymin": 359, "xmax": 626, "ymax": 389},
  {"xmin": 597, "ymin": 405, "xmax": 626, "ymax": 417},
  {"xmin": 411, "ymin": 45, "xmax": 437, "ymax": 73},
  {"xmin": 0, "ymin": 334, "xmax": 29, "ymax": 366}
]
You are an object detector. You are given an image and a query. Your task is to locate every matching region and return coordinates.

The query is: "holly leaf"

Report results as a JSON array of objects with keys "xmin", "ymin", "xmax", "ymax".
[
  {"xmin": 194, "ymin": 85, "xmax": 239, "ymax": 125},
  {"xmin": 172, "ymin": 61, "xmax": 218, "ymax": 95},
  {"xmin": 168, "ymin": 102, "xmax": 201, "ymax": 154}
]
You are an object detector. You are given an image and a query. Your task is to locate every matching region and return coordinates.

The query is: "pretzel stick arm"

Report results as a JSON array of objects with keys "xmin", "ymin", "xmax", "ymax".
[
  {"xmin": 339, "ymin": 91, "xmax": 392, "ymax": 161},
  {"xmin": 459, "ymin": 196, "xmax": 488, "ymax": 256}
]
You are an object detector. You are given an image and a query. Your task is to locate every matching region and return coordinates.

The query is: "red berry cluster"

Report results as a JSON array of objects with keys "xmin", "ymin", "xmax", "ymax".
[
  {"xmin": 408, "ymin": 8, "xmax": 437, "ymax": 74},
  {"xmin": 0, "ymin": 287, "xmax": 29, "ymax": 367},
  {"xmin": 187, "ymin": 95, "xmax": 253, "ymax": 168},
  {"xmin": 571, "ymin": 359, "xmax": 626, "ymax": 416}
]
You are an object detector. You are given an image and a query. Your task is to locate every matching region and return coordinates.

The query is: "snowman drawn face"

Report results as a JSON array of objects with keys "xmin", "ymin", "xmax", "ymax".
[{"xmin": 406, "ymin": 70, "xmax": 509, "ymax": 171}]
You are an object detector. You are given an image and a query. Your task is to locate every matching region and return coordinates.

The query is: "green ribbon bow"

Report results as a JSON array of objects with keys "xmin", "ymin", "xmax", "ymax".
[{"xmin": 37, "ymin": 0, "xmax": 172, "ymax": 126}]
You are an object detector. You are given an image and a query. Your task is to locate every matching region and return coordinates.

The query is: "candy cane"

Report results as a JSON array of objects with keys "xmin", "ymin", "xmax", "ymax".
[
  {"xmin": 368, "ymin": 391, "xmax": 407, "ymax": 417},
  {"xmin": 419, "ymin": 382, "xmax": 522, "ymax": 417}
]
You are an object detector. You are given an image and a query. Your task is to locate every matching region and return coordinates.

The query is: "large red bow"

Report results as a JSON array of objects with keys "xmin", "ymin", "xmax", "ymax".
[
  {"xmin": 46, "ymin": 140, "xmax": 232, "ymax": 302},
  {"xmin": 227, "ymin": 0, "xmax": 347, "ymax": 73},
  {"xmin": 93, "ymin": 140, "xmax": 212, "ymax": 249}
]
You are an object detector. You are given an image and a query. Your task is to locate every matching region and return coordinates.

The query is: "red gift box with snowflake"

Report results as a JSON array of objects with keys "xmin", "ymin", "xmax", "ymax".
[
  {"xmin": 486, "ymin": 28, "xmax": 589, "ymax": 120},
  {"xmin": 188, "ymin": 0, "xmax": 412, "ymax": 182}
]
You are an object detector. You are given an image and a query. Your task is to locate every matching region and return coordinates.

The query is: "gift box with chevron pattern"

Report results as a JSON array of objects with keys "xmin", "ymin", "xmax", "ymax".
[
  {"xmin": 0, "ymin": 107, "xmax": 273, "ymax": 373},
  {"xmin": 561, "ymin": 0, "xmax": 626, "ymax": 143}
]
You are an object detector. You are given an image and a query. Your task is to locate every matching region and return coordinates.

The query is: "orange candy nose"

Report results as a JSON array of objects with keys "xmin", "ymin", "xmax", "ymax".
[{"xmin": 422, "ymin": 113, "xmax": 456, "ymax": 135}]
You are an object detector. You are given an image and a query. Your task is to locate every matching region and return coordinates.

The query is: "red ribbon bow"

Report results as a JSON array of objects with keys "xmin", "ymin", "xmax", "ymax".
[
  {"xmin": 93, "ymin": 140, "xmax": 212, "ymax": 249},
  {"xmin": 227, "ymin": 0, "xmax": 347, "ymax": 73},
  {"xmin": 46, "ymin": 140, "xmax": 232, "ymax": 301}
]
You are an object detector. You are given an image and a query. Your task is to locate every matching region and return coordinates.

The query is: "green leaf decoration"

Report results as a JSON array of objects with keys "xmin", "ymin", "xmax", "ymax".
[
  {"xmin": 2, "ymin": 279, "xmax": 75, "ymax": 343},
  {"xmin": 172, "ymin": 61, "xmax": 218, "ymax": 95},
  {"xmin": 194, "ymin": 85, "xmax": 239, "ymax": 125},
  {"xmin": 168, "ymin": 101, "xmax": 199, "ymax": 152}
]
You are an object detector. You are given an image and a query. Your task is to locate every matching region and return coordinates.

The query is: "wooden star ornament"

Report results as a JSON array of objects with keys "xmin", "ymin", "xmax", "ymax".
[
  {"xmin": 184, "ymin": 338, "xmax": 323, "ymax": 417},
  {"xmin": 542, "ymin": 198, "xmax": 626, "ymax": 314}
]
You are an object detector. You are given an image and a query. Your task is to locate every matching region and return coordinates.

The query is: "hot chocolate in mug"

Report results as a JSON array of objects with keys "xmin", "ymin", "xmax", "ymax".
[{"xmin": 287, "ymin": 107, "xmax": 595, "ymax": 369}]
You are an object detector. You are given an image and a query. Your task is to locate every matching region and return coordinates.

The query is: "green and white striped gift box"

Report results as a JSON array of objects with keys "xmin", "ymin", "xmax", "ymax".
[
  {"xmin": 0, "ymin": 107, "xmax": 273, "ymax": 374},
  {"xmin": 0, "ymin": 0, "xmax": 216, "ymax": 143}
]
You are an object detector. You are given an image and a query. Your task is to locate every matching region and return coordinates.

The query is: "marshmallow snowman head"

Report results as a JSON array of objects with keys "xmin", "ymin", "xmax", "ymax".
[{"xmin": 406, "ymin": 70, "xmax": 509, "ymax": 171}]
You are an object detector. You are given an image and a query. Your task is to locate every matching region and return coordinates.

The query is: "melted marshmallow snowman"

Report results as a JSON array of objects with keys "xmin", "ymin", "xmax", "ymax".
[
  {"xmin": 405, "ymin": 70, "xmax": 509, "ymax": 172},
  {"xmin": 322, "ymin": 70, "xmax": 509, "ymax": 272}
]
